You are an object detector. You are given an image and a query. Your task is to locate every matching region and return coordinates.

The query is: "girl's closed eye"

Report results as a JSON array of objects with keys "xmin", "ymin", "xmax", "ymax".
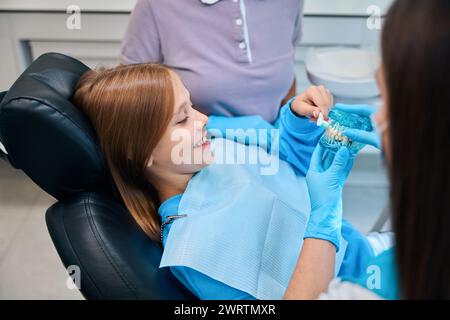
[
  {"xmin": 175, "ymin": 102, "xmax": 193, "ymax": 125},
  {"xmin": 177, "ymin": 116, "xmax": 189, "ymax": 124}
]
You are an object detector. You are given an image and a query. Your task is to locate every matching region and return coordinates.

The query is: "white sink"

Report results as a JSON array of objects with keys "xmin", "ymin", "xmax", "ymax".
[{"xmin": 306, "ymin": 47, "xmax": 380, "ymax": 99}]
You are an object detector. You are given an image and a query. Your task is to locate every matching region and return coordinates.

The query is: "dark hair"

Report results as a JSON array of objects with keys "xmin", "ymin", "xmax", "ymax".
[{"xmin": 382, "ymin": 0, "xmax": 450, "ymax": 299}]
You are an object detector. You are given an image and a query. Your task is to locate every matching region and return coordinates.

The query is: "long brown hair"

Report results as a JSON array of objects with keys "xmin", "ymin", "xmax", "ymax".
[
  {"xmin": 382, "ymin": 0, "xmax": 450, "ymax": 299},
  {"xmin": 73, "ymin": 63, "xmax": 174, "ymax": 242}
]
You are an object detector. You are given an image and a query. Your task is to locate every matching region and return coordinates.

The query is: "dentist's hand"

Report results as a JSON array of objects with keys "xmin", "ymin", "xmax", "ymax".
[
  {"xmin": 304, "ymin": 145, "xmax": 353, "ymax": 251},
  {"xmin": 291, "ymin": 85, "xmax": 334, "ymax": 121},
  {"xmin": 334, "ymin": 103, "xmax": 381, "ymax": 149}
]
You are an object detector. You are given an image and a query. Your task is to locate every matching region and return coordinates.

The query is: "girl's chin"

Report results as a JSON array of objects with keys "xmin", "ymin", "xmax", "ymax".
[{"xmin": 187, "ymin": 147, "xmax": 214, "ymax": 168}]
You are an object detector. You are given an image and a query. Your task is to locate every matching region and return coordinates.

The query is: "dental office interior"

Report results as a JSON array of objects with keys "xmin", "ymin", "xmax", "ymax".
[{"xmin": 0, "ymin": 0, "xmax": 433, "ymax": 303}]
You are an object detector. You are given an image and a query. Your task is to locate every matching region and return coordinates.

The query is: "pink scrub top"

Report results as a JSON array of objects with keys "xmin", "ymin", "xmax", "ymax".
[{"xmin": 120, "ymin": 0, "xmax": 304, "ymax": 123}]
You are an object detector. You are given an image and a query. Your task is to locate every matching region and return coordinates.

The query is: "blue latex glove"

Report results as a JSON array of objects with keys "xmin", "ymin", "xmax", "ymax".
[
  {"xmin": 304, "ymin": 145, "xmax": 353, "ymax": 251},
  {"xmin": 207, "ymin": 115, "xmax": 273, "ymax": 150},
  {"xmin": 333, "ymin": 103, "xmax": 381, "ymax": 149}
]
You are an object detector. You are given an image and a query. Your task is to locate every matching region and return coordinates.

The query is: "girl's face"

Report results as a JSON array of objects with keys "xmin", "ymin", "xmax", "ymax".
[{"xmin": 147, "ymin": 72, "xmax": 214, "ymax": 175}]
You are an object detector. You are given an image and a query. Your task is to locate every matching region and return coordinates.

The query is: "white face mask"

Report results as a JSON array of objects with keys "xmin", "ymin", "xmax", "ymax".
[{"xmin": 370, "ymin": 113, "xmax": 389, "ymax": 158}]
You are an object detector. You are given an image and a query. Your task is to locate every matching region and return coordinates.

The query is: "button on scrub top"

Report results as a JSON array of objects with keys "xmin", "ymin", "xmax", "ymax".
[{"xmin": 120, "ymin": 0, "xmax": 304, "ymax": 123}]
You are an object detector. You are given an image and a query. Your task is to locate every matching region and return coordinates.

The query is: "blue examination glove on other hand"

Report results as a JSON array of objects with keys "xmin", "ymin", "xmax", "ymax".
[
  {"xmin": 304, "ymin": 145, "xmax": 353, "ymax": 251},
  {"xmin": 334, "ymin": 103, "xmax": 381, "ymax": 149}
]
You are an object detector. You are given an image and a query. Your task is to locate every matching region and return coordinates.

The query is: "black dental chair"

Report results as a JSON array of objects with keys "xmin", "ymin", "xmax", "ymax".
[{"xmin": 0, "ymin": 53, "xmax": 194, "ymax": 299}]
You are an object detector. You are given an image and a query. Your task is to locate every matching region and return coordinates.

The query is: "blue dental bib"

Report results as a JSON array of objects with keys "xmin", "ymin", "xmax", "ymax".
[{"xmin": 159, "ymin": 138, "xmax": 348, "ymax": 300}]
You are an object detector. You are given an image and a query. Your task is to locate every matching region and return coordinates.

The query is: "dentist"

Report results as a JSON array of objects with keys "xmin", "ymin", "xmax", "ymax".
[{"xmin": 285, "ymin": 0, "xmax": 450, "ymax": 300}]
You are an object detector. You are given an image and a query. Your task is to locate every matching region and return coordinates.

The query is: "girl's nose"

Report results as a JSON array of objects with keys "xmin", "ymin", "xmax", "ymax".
[
  {"xmin": 195, "ymin": 109, "xmax": 209, "ymax": 126},
  {"xmin": 201, "ymin": 114, "xmax": 208, "ymax": 127}
]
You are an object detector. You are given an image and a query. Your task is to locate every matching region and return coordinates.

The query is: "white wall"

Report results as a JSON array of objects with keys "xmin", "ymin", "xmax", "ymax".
[{"xmin": 0, "ymin": 12, "xmax": 385, "ymax": 91}]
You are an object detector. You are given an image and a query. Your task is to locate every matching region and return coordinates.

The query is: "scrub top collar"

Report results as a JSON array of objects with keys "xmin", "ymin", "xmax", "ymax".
[
  {"xmin": 200, "ymin": 0, "xmax": 263, "ymax": 4},
  {"xmin": 200, "ymin": 0, "xmax": 221, "ymax": 5},
  {"xmin": 158, "ymin": 193, "xmax": 183, "ymax": 221}
]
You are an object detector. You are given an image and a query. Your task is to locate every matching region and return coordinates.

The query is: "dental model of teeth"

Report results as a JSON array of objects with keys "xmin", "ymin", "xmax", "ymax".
[
  {"xmin": 325, "ymin": 123, "xmax": 350, "ymax": 146},
  {"xmin": 317, "ymin": 112, "xmax": 351, "ymax": 147},
  {"xmin": 316, "ymin": 109, "xmax": 373, "ymax": 169}
]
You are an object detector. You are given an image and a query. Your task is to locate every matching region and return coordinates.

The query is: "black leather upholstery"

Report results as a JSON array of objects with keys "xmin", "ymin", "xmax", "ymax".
[
  {"xmin": 0, "ymin": 53, "xmax": 194, "ymax": 299},
  {"xmin": 0, "ymin": 53, "xmax": 105, "ymax": 199},
  {"xmin": 46, "ymin": 191, "xmax": 193, "ymax": 299}
]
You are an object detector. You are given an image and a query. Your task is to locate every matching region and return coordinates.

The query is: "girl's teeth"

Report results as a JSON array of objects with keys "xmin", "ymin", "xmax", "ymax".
[{"xmin": 195, "ymin": 135, "xmax": 208, "ymax": 148}]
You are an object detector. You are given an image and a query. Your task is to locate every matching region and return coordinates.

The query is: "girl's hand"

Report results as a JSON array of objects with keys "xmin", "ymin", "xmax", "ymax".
[{"xmin": 291, "ymin": 85, "xmax": 334, "ymax": 121}]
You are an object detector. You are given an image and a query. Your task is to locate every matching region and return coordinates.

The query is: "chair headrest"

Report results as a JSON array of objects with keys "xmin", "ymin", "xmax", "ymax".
[{"xmin": 0, "ymin": 53, "xmax": 107, "ymax": 200}]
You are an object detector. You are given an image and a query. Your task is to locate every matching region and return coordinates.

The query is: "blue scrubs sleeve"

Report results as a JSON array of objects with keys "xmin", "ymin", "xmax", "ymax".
[
  {"xmin": 170, "ymin": 266, "xmax": 256, "ymax": 300},
  {"xmin": 206, "ymin": 98, "xmax": 324, "ymax": 176},
  {"xmin": 275, "ymin": 100, "xmax": 324, "ymax": 176}
]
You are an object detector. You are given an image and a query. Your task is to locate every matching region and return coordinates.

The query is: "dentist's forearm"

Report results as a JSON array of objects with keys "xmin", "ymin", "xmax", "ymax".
[{"xmin": 283, "ymin": 238, "xmax": 336, "ymax": 300}]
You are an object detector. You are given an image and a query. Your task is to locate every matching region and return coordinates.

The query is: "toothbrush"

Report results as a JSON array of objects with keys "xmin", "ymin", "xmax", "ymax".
[
  {"xmin": 317, "ymin": 112, "xmax": 350, "ymax": 146},
  {"xmin": 316, "ymin": 112, "xmax": 330, "ymax": 129}
]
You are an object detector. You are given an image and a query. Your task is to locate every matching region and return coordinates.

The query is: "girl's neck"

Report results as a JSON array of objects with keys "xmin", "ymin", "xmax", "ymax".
[{"xmin": 147, "ymin": 170, "xmax": 194, "ymax": 204}]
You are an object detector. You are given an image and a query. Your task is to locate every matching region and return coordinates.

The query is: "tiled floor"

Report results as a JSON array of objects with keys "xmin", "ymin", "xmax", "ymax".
[
  {"xmin": 0, "ymin": 161, "xmax": 83, "ymax": 300},
  {"xmin": 0, "ymin": 153, "xmax": 389, "ymax": 300}
]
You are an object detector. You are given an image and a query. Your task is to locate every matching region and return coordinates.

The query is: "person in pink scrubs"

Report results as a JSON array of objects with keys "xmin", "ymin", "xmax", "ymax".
[{"xmin": 120, "ymin": 0, "xmax": 305, "ymax": 123}]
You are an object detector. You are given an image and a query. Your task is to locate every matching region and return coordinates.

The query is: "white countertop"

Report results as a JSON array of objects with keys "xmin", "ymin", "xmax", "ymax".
[{"xmin": 0, "ymin": 0, "xmax": 393, "ymax": 16}]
